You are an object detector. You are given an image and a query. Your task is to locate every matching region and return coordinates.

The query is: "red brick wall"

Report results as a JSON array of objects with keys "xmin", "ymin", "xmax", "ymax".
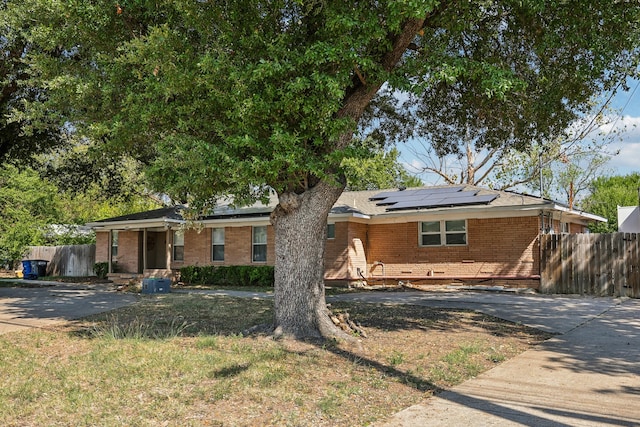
[
  {"xmin": 325, "ymin": 222, "xmax": 350, "ymax": 279},
  {"xmin": 115, "ymin": 231, "xmax": 140, "ymax": 274},
  {"xmin": 183, "ymin": 229, "xmax": 211, "ymax": 266},
  {"xmin": 97, "ymin": 215, "xmax": 591, "ymax": 279},
  {"xmin": 178, "ymin": 225, "xmax": 275, "ymax": 266},
  {"xmin": 95, "ymin": 232, "xmax": 109, "ymax": 262},
  {"xmin": 365, "ymin": 217, "xmax": 540, "ymax": 278},
  {"xmin": 570, "ymin": 222, "xmax": 586, "ymax": 233}
]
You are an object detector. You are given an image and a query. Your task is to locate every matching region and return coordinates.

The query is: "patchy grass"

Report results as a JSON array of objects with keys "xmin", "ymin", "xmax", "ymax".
[{"xmin": 0, "ymin": 294, "xmax": 551, "ymax": 426}]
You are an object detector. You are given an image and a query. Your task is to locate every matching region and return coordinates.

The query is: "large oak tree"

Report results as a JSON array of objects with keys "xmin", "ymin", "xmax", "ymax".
[{"xmin": 4, "ymin": 1, "xmax": 640, "ymax": 339}]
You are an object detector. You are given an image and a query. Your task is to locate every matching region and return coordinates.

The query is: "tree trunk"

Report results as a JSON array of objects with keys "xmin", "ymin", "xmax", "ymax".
[
  {"xmin": 266, "ymin": 17, "xmax": 427, "ymax": 341},
  {"xmin": 270, "ymin": 180, "xmax": 349, "ymax": 340}
]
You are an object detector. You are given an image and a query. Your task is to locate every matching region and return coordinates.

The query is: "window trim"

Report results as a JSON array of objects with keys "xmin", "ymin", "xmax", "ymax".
[
  {"xmin": 111, "ymin": 230, "xmax": 119, "ymax": 258},
  {"xmin": 252, "ymin": 226, "xmax": 267, "ymax": 263},
  {"xmin": 173, "ymin": 230, "xmax": 185, "ymax": 262},
  {"xmin": 212, "ymin": 227, "xmax": 225, "ymax": 262},
  {"xmin": 419, "ymin": 220, "xmax": 467, "ymax": 247}
]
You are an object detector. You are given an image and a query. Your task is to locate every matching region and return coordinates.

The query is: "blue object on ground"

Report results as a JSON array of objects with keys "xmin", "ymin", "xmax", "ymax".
[
  {"xmin": 21, "ymin": 260, "xmax": 48, "ymax": 280},
  {"xmin": 21, "ymin": 260, "xmax": 37, "ymax": 280},
  {"xmin": 141, "ymin": 278, "xmax": 171, "ymax": 294}
]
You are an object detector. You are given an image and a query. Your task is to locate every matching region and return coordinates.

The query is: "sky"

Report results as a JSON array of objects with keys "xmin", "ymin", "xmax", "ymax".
[
  {"xmin": 601, "ymin": 81, "xmax": 640, "ymax": 175},
  {"xmin": 397, "ymin": 79, "xmax": 640, "ymax": 185}
]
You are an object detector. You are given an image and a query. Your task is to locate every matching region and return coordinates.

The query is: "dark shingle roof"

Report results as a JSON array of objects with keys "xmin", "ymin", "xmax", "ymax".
[{"xmin": 93, "ymin": 206, "xmax": 184, "ymax": 223}]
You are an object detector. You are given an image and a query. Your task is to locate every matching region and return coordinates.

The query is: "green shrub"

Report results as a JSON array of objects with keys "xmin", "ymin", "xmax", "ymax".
[
  {"xmin": 94, "ymin": 262, "xmax": 109, "ymax": 279},
  {"xmin": 179, "ymin": 265, "xmax": 274, "ymax": 287}
]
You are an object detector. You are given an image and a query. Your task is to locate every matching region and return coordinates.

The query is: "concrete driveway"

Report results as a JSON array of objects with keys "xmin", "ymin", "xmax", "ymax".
[
  {"xmin": 0, "ymin": 280, "xmax": 138, "ymax": 334},
  {"xmin": 329, "ymin": 291, "xmax": 640, "ymax": 427},
  {"xmin": 328, "ymin": 290, "xmax": 622, "ymax": 334}
]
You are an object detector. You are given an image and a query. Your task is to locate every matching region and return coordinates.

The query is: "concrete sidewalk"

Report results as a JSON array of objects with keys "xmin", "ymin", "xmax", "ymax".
[{"xmin": 377, "ymin": 297, "xmax": 640, "ymax": 427}]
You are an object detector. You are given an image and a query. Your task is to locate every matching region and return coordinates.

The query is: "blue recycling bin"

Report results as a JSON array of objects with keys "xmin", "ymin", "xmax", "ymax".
[
  {"xmin": 21, "ymin": 260, "xmax": 37, "ymax": 280},
  {"xmin": 21, "ymin": 260, "xmax": 48, "ymax": 280}
]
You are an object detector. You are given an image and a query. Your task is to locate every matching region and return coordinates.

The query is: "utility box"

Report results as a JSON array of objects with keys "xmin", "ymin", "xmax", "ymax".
[{"xmin": 141, "ymin": 278, "xmax": 171, "ymax": 294}]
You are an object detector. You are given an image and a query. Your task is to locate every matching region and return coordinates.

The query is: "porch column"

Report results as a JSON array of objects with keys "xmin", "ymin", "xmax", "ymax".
[
  {"xmin": 143, "ymin": 229, "xmax": 148, "ymax": 272},
  {"xmin": 108, "ymin": 230, "xmax": 113, "ymax": 274},
  {"xmin": 166, "ymin": 229, "xmax": 172, "ymax": 270}
]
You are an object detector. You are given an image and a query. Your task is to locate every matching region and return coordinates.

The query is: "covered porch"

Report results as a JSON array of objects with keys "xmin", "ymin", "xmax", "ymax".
[{"xmin": 87, "ymin": 206, "xmax": 185, "ymax": 282}]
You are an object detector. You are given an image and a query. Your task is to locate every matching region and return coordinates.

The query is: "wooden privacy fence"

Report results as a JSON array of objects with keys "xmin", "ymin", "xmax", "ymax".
[
  {"xmin": 540, "ymin": 233, "xmax": 640, "ymax": 298},
  {"xmin": 25, "ymin": 244, "xmax": 96, "ymax": 277}
]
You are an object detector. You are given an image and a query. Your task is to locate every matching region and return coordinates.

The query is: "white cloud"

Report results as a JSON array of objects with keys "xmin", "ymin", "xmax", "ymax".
[
  {"xmin": 602, "ymin": 115, "xmax": 640, "ymax": 175},
  {"xmin": 599, "ymin": 115, "xmax": 640, "ymax": 139},
  {"xmin": 607, "ymin": 141, "xmax": 640, "ymax": 172},
  {"xmin": 402, "ymin": 158, "xmax": 426, "ymax": 172}
]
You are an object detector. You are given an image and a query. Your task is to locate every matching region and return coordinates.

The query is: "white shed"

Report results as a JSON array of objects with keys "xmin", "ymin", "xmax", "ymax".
[{"xmin": 618, "ymin": 206, "xmax": 640, "ymax": 232}]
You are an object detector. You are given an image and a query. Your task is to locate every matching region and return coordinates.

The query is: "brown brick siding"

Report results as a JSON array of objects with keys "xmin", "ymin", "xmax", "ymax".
[
  {"xmin": 177, "ymin": 225, "xmax": 275, "ymax": 267},
  {"xmin": 95, "ymin": 232, "xmax": 109, "ymax": 263},
  {"xmin": 100, "ymin": 215, "xmax": 589, "ymax": 282},
  {"xmin": 183, "ymin": 229, "xmax": 211, "ymax": 266},
  {"xmin": 366, "ymin": 217, "xmax": 540, "ymax": 278},
  {"xmin": 114, "ymin": 231, "xmax": 140, "ymax": 274}
]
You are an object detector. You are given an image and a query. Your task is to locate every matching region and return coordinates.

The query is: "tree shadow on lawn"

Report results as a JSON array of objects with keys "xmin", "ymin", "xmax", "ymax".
[
  {"xmin": 328, "ymin": 301, "xmax": 552, "ymax": 338},
  {"xmin": 57, "ymin": 294, "xmax": 572, "ymax": 425},
  {"xmin": 65, "ymin": 294, "xmax": 549, "ymax": 343}
]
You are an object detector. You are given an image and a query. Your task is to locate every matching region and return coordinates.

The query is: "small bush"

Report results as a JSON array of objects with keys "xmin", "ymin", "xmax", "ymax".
[
  {"xmin": 94, "ymin": 262, "xmax": 109, "ymax": 279},
  {"xmin": 179, "ymin": 265, "xmax": 274, "ymax": 287}
]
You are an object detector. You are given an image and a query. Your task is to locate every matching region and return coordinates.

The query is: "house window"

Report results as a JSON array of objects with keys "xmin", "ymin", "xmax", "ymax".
[
  {"xmin": 420, "ymin": 220, "xmax": 467, "ymax": 246},
  {"xmin": 173, "ymin": 230, "xmax": 184, "ymax": 261},
  {"xmin": 327, "ymin": 223, "xmax": 335, "ymax": 239},
  {"xmin": 212, "ymin": 228, "xmax": 225, "ymax": 261},
  {"xmin": 561, "ymin": 222, "xmax": 570, "ymax": 234},
  {"xmin": 252, "ymin": 226, "xmax": 267, "ymax": 262},
  {"xmin": 111, "ymin": 231, "xmax": 119, "ymax": 258}
]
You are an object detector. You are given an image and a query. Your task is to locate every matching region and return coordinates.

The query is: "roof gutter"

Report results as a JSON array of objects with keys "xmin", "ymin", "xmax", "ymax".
[{"xmin": 87, "ymin": 218, "xmax": 184, "ymax": 230}]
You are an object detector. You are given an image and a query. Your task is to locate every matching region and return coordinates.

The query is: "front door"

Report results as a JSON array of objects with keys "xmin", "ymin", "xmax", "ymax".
[{"xmin": 146, "ymin": 232, "xmax": 167, "ymax": 269}]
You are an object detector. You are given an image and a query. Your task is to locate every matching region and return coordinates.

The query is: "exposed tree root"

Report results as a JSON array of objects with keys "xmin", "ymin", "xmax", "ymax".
[
  {"xmin": 326, "ymin": 307, "xmax": 367, "ymax": 338},
  {"xmin": 243, "ymin": 307, "xmax": 366, "ymax": 350}
]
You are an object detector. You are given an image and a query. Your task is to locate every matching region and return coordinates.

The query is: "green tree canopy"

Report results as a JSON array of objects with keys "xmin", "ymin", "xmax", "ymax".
[
  {"xmin": 0, "ymin": 0, "xmax": 65, "ymax": 164},
  {"xmin": 0, "ymin": 164, "xmax": 59, "ymax": 264},
  {"xmin": 582, "ymin": 173, "xmax": 640, "ymax": 233},
  {"xmin": 5, "ymin": 0, "xmax": 640, "ymax": 339},
  {"xmin": 0, "ymin": 162, "xmax": 160, "ymax": 266}
]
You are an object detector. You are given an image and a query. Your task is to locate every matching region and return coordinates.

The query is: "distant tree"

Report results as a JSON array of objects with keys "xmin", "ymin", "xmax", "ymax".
[
  {"xmin": 0, "ymin": 165, "xmax": 60, "ymax": 264},
  {"xmin": 57, "ymin": 184, "xmax": 161, "ymax": 225},
  {"xmin": 407, "ymin": 97, "xmax": 620, "ymax": 207},
  {"xmin": 41, "ymin": 137, "xmax": 163, "ymax": 222},
  {"xmin": 343, "ymin": 147, "xmax": 422, "ymax": 191},
  {"xmin": 581, "ymin": 173, "xmax": 640, "ymax": 233}
]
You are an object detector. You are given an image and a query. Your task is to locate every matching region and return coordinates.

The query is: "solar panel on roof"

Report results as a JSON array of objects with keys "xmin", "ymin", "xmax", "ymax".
[
  {"xmin": 370, "ymin": 186, "xmax": 465, "ymax": 201},
  {"xmin": 371, "ymin": 187, "xmax": 498, "ymax": 211},
  {"xmin": 369, "ymin": 189, "xmax": 425, "ymax": 200}
]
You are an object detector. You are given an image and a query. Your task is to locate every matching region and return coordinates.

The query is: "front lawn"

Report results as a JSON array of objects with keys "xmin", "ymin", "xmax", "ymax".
[{"xmin": 0, "ymin": 293, "xmax": 551, "ymax": 426}]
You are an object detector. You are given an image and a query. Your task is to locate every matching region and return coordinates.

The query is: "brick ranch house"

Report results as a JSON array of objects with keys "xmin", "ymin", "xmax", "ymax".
[{"xmin": 87, "ymin": 185, "xmax": 605, "ymax": 289}]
